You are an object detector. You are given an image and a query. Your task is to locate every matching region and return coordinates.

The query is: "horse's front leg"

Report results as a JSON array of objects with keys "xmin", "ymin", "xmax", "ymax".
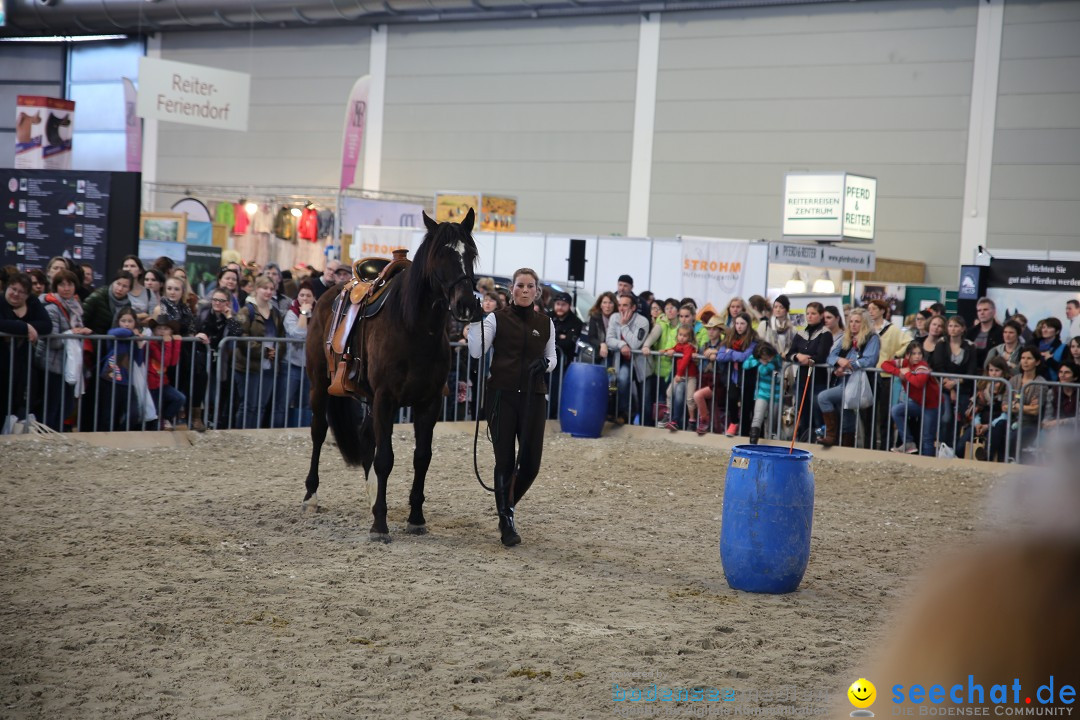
[
  {"xmin": 405, "ymin": 397, "xmax": 440, "ymax": 534},
  {"xmin": 303, "ymin": 373, "xmax": 330, "ymax": 512},
  {"xmin": 368, "ymin": 392, "xmax": 396, "ymax": 543}
]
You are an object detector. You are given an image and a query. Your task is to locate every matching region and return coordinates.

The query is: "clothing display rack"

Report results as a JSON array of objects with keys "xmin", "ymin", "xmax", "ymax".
[
  {"xmin": 143, "ymin": 181, "xmax": 345, "ymax": 270},
  {"xmin": 144, "ymin": 183, "xmax": 432, "ymax": 267},
  {"xmin": 145, "ymin": 183, "xmax": 431, "ymax": 216}
]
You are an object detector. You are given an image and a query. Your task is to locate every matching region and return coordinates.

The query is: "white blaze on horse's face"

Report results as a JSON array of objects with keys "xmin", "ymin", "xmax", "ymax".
[{"xmin": 452, "ymin": 240, "xmax": 469, "ymax": 275}]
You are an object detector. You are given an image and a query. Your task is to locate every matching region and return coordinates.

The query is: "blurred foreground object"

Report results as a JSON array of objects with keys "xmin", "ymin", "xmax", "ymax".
[{"xmin": 864, "ymin": 435, "xmax": 1079, "ymax": 712}]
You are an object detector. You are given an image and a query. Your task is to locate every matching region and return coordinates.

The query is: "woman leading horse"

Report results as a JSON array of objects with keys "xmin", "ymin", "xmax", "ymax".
[{"xmin": 467, "ymin": 268, "xmax": 556, "ymax": 546}]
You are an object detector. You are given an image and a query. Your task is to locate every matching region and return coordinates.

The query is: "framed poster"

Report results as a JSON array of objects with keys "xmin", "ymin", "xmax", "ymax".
[
  {"xmin": 434, "ymin": 192, "xmax": 480, "ymax": 224},
  {"xmin": 480, "ymin": 194, "xmax": 517, "ymax": 232},
  {"xmin": 139, "ymin": 212, "xmax": 187, "ymax": 244}
]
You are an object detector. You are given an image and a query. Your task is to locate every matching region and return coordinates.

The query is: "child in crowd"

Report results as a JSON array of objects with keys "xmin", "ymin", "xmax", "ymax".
[
  {"xmin": 742, "ymin": 341, "xmax": 781, "ymax": 445},
  {"xmin": 957, "ymin": 356, "xmax": 1010, "ymax": 461},
  {"xmin": 145, "ymin": 315, "xmax": 186, "ymax": 430},
  {"xmin": 692, "ymin": 316, "xmax": 726, "ymax": 435},
  {"xmin": 882, "ymin": 340, "xmax": 940, "ymax": 456},
  {"xmin": 97, "ymin": 307, "xmax": 153, "ymax": 430},
  {"xmin": 716, "ymin": 312, "xmax": 759, "ymax": 437},
  {"xmin": 663, "ymin": 324, "xmax": 699, "ymax": 431}
]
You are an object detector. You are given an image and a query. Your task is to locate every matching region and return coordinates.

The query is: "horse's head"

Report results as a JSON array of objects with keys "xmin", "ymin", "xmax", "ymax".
[{"xmin": 419, "ymin": 208, "xmax": 481, "ymax": 322}]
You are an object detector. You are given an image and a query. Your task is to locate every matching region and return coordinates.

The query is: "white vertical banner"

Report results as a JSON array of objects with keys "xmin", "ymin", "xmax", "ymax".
[
  {"xmin": 680, "ymin": 236, "xmax": 751, "ymax": 310},
  {"xmin": 121, "ymin": 77, "xmax": 142, "ymax": 173}
]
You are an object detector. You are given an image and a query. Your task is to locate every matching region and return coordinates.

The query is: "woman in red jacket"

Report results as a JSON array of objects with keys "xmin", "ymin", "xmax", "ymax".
[
  {"xmin": 145, "ymin": 315, "xmax": 186, "ymax": 430},
  {"xmin": 883, "ymin": 341, "xmax": 940, "ymax": 455}
]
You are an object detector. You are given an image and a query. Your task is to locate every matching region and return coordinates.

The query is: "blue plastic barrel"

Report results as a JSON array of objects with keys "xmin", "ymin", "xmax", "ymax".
[
  {"xmin": 559, "ymin": 363, "xmax": 609, "ymax": 438},
  {"xmin": 720, "ymin": 445, "xmax": 815, "ymax": 594}
]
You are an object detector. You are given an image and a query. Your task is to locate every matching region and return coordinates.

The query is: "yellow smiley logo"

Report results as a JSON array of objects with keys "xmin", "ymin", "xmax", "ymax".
[{"xmin": 848, "ymin": 678, "xmax": 877, "ymax": 709}]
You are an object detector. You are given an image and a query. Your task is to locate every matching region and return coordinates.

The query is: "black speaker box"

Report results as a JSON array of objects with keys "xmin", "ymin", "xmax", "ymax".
[{"xmin": 568, "ymin": 239, "xmax": 586, "ymax": 281}]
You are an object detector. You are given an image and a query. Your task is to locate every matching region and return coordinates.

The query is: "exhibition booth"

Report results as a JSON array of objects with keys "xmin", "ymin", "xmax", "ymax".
[{"xmin": 962, "ymin": 250, "xmax": 1080, "ymax": 334}]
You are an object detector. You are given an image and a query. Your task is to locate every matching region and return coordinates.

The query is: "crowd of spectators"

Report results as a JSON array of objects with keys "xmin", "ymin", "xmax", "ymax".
[
  {"xmin": 3, "ymin": 256, "xmax": 1078, "ymax": 465},
  {"xmin": 459, "ymin": 271, "xmax": 1077, "ymax": 465},
  {"xmin": 1, "ymin": 255, "xmax": 339, "ymax": 433}
]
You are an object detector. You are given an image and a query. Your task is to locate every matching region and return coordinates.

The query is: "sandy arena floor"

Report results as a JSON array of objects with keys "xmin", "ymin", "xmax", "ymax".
[{"xmin": 0, "ymin": 425, "xmax": 1003, "ymax": 719}]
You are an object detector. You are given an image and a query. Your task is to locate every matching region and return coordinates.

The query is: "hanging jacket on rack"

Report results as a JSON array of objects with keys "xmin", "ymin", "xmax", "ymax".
[
  {"xmin": 317, "ymin": 209, "xmax": 334, "ymax": 239},
  {"xmin": 214, "ymin": 201, "xmax": 235, "ymax": 229},
  {"xmin": 233, "ymin": 203, "xmax": 250, "ymax": 235},
  {"xmin": 298, "ymin": 207, "xmax": 318, "ymax": 241},
  {"xmin": 252, "ymin": 204, "xmax": 274, "ymax": 234},
  {"xmin": 273, "ymin": 205, "xmax": 296, "ymax": 242}
]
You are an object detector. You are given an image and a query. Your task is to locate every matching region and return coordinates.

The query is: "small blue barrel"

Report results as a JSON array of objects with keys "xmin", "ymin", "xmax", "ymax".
[
  {"xmin": 720, "ymin": 445, "xmax": 814, "ymax": 594},
  {"xmin": 559, "ymin": 363, "xmax": 608, "ymax": 438}
]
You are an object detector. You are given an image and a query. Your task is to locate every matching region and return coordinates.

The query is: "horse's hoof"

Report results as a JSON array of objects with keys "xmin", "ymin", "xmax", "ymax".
[
  {"xmin": 301, "ymin": 493, "xmax": 319, "ymax": 514},
  {"xmin": 404, "ymin": 523, "xmax": 428, "ymax": 535},
  {"xmin": 368, "ymin": 532, "xmax": 391, "ymax": 544}
]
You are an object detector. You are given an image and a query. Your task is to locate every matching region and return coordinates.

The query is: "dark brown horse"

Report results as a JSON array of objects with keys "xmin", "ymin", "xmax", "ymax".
[{"xmin": 303, "ymin": 209, "xmax": 480, "ymax": 542}]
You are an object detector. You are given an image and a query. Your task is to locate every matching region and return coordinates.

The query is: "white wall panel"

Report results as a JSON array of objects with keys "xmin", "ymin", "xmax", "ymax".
[
  {"xmin": 68, "ymin": 83, "xmax": 125, "ymax": 132},
  {"xmin": 381, "ymin": 16, "xmax": 639, "ymax": 236},
  {"xmin": 66, "ymin": 39, "xmax": 143, "ymax": 171},
  {"xmin": 0, "ymin": 44, "xmax": 65, "ymax": 169},
  {"xmin": 71, "ymin": 132, "xmax": 127, "ymax": 172},
  {"xmin": 133, "ymin": 1, "xmax": 1080, "ymax": 288},
  {"xmin": 543, "ymin": 235, "xmax": 599, "ymax": 288},
  {"xmin": 472, "ymin": 232, "xmax": 497, "ymax": 276},
  {"xmin": 596, "ymin": 238, "xmax": 652, "ymax": 294},
  {"xmin": 490, "ymin": 234, "xmax": 547, "ymax": 279},
  {"xmin": 988, "ymin": 0, "xmax": 1080, "ymax": 253},
  {"xmin": 157, "ymin": 27, "xmax": 370, "ymax": 187},
  {"xmin": 649, "ymin": 240, "xmax": 684, "ymax": 301},
  {"xmin": 652, "ymin": 0, "xmax": 978, "ymax": 287}
]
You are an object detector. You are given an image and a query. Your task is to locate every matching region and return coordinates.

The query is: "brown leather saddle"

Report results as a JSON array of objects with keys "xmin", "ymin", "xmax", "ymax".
[{"xmin": 325, "ymin": 249, "xmax": 410, "ymax": 397}]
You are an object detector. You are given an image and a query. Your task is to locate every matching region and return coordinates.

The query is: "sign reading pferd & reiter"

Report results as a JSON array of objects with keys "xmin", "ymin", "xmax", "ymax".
[
  {"xmin": 136, "ymin": 57, "xmax": 250, "ymax": 132},
  {"xmin": 782, "ymin": 172, "xmax": 876, "ymax": 243},
  {"xmin": 768, "ymin": 241, "xmax": 876, "ymax": 272}
]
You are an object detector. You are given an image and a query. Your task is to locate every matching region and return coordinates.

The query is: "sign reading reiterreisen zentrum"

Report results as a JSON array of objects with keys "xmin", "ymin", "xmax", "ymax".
[
  {"xmin": 136, "ymin": 57, "xmax": 250, "ymax": 132},
  {"xmin": 782, "ymin": 172, "xmax": 877, "ymax": 243}
]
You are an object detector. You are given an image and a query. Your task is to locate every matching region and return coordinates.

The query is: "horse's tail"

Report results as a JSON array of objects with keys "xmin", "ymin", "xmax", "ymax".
[{"xmin": 326, "ymin": 395, "xmax": 368, "ymax": 467}]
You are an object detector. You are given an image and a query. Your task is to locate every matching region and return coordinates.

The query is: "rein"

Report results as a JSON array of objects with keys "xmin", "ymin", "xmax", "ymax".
[{"xmin": 472, "ymin": 317, "xmax": 494, "ymax": 493}]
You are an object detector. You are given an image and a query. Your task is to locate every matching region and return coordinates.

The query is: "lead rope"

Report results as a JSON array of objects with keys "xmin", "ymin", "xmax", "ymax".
[{"xmin": 472, "ymin": 317, "xmax": 494, "ymax": 493}]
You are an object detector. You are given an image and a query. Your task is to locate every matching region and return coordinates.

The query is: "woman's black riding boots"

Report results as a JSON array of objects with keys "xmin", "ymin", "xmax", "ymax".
[
  {"xmin": 494, "ymin": 472, "xmax": 521, "ymax": 546},
  {"xmin": 512, "ymin": 474, "xmax": 534, "ymax": 506}
]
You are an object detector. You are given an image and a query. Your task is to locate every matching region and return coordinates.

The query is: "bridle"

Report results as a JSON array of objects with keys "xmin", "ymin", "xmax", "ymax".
[{"xmin": 431, "ymin": 247, "xmax": 479, "ymax": 323}]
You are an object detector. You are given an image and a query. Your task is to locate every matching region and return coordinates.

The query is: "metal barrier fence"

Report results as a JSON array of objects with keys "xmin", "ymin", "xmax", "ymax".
[
  {"xmin": 578, "ymin": 347, "xmax": 1079, "ymax": 464},
  {"xmin": 3, "ymin": 332, "xmax": 221, "ymax": 434},
  {"xmin": 3, "ymin": 331, "xmax": 1077, "ymax": 464}
]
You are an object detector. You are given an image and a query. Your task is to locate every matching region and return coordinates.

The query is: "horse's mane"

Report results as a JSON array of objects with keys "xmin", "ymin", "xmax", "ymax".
[{"xmin": 399, "ymin": 220, "xmax": 477, "ymax": 330}]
